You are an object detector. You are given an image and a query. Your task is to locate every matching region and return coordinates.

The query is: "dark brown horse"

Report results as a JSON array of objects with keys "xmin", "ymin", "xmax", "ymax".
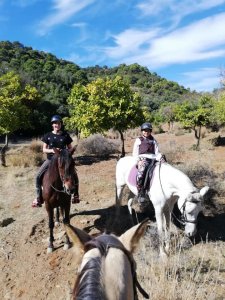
[{"xmin": 42, "ymin": 147, "xmax": 78, "ymax": 253}]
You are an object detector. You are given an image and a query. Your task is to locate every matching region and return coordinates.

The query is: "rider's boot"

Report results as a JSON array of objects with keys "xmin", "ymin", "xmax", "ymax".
[
  {"xmin": 137, "ymin": 185, "xmax": 146, "ymax": 204},
  {"xmin": 32, "ymin": 188, "xmax": 43, "ymax": 208}
]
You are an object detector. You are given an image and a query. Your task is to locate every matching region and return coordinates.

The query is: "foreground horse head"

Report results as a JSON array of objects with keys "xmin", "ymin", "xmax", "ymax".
[
  {"xmin": 116, "ymin": 156, "xmax": 209, "ymax": 257},
  {"xmin": 65, "ymin": 219, "xmax": 149, "ymax": 300},
  {"xmin": 42, "ymin": 147, "xmax": 78, "ymax": 253}
]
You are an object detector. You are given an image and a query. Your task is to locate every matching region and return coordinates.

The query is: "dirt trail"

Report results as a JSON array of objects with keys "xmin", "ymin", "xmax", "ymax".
[{"xmin": 0, "ymin": 131, "xmax": 225, "ymax": 299}]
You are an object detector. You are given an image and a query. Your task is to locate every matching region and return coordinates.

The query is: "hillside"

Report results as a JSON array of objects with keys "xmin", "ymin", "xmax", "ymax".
[{"xmin": 0, "ymin": 41, "xmax": 192, "ymax": 136}]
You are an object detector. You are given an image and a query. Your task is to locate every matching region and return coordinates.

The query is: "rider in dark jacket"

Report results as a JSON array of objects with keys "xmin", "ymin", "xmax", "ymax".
[{"xmin": 32, "ymin": 115, "xmax": 79, "ymax": 207}]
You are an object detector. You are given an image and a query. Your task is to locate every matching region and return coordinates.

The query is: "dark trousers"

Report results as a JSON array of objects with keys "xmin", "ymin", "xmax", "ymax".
[
  {"xmin": 136, "ymin": 157, "xmax": 152, "ymax": 192},
  {"xmin": 35, "ymin": 159, "xmax": 51, "ymax": 197}
]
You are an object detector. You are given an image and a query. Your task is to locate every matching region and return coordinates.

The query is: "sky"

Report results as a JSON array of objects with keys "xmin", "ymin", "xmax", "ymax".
[{"xmin": 1, "ymin": 0, "xmax": 225, "ymax": 92}]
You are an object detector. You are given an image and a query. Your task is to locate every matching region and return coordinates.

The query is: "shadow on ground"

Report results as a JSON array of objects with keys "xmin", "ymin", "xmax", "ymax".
[
  {"xmin": 75, "ymin": 155, "xmax": 118, "ymax": 166},
  {"xmin": 172, "ymin": 201, "xmax": 225, "ymax": 243},
  {"xmin": 197, "ymin": 212, "xmax": 225, "ymax": 242},
  {"xmin": 71, "ymin": 199, "xmax": 225, "ymax": 243},
  {"xmin": 71, "ymin": 202, "xmax": 155, "ymax": 236}
]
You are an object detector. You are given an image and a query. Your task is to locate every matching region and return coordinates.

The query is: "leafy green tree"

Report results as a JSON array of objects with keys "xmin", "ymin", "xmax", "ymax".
[
  {"xmin": 213, "ymin": 92, "xmax": 225, "ymax": 126},
  {"xmin": 0, "ymin": 71, "xmax": 39, "ymax": 165},
  {"xmin": 175, "ymin": 95, "xmax": 213, "ymax": 149},
  {"xmin": 159, "ymin": 102, "xmax": 178, "ymax": 131},
  {"xmin": 65, "ymin": 76, "xmax": 144, "ymax": 156}
]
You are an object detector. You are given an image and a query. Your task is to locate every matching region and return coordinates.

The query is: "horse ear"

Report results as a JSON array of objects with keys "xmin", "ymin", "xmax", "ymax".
[
  {"xmin": 69, "ymin": 145, "xmax": 77, "ymax": 156},
  {"xmin": 64, "ymin": 224, "xmax": 92, "ymax": 250},
  {"xmin": 119, "ymin": 218, "xmax": 149, "ymax": 253}
]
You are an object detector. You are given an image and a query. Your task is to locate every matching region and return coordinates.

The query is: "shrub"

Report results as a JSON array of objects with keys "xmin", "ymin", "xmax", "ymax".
[
  {"xmin": 7, "ymin": 150, "xmax": 43, "ymax": 167},
  {"xmin": 160, "ymin": 141, "xmax": 185, "ymax": 164},
  {"xmin": 77, "ymin": 134, "xmax": 120, "ymax": 157},
  {"xmin": 30, "ymin": 139, "xmax": 42, "ymax": 153}
]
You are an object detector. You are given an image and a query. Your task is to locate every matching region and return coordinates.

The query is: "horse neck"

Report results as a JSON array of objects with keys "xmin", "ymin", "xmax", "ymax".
[
  {"xmin": 161, "ymin": 163, "xmax": 195, "ymax": 191},
  {"xmin": 47, "ymin": 157, "xmax": 61, "ymax": 185},
  {"xmin": 75, "ymin": 248, "xmax": 134, "ymax": 300},
  {"xmin": 104, "ymin": 249, "xmax": 134, "ymax": 300},
  {"xmin": 74, "ymin": 248, "xmax": 106, "ymax": 300}
]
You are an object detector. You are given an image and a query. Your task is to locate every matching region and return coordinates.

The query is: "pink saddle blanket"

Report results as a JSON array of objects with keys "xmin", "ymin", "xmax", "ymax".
[{"xmin": 128, "ymin": 164, "xmax": 138, "ymax": 187}]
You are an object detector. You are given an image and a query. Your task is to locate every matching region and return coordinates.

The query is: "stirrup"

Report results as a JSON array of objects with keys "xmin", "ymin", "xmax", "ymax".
[
  {"xmin": 137, "ymin": 190, "xmax": 147, "ymax": 205},
  {"xmin": 138, "ymin": 195, "xmax": 146, "ymax": 204}
]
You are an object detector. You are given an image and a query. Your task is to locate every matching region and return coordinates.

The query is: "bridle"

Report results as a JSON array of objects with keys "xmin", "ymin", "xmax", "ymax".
[
  {"xmin": 176, "ymin": 197, "xmax": 199, "ymax": 225},
  {"xmin": 84, "ymin": 234, "xmax": 149, "ymax": 300},
  {"xmin": 50, "ymin": 152, "xmax": 77, "ymax": 194}
]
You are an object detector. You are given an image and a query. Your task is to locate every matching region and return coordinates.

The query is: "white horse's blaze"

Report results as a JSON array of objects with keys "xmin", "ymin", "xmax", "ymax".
[{"xmin": 116, "ymin": 156, "xmax": 209, "ymax": 257}]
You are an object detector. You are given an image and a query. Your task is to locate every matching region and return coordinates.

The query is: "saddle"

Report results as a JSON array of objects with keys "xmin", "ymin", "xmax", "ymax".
[{"xmin": 128, "ymin": 159, "xmax": 156, "ymax": 191}]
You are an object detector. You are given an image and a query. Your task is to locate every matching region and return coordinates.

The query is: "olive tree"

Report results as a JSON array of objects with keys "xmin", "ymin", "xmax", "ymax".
[
  {"xmin": 0, "ymin": 71, "xmax": 39, "ymax": 165},
  {"xmin": 65, "ymin": 76, "xmax": 145, "ymax": 156},
  {"xmin": 175, "ymin": 95, "xmax": 213, "ymax": 149}
]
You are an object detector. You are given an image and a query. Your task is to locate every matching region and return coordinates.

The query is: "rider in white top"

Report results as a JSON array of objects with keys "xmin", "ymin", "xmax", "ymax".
[{"xmin": 132, "ymin": 122, "xmax": 161, "ymax": 203}]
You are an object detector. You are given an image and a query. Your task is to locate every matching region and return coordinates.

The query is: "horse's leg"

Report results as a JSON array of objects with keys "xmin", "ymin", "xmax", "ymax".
[
  {"xmin": 127, "ymin": 197, "xmax": 137, "ymax": 225},
  {"xmin": 47, "ymin": 209, "xmax": 55, "ymax": 254},
  {"xmin": 154, "ymin": 205, "xmax": 168, "ymax": 259},
  {"xmin": 55, "ymin": 207, "xmax": 60, "ymax": 227},
  {"xmin": 163, "ymin": 205, "xmax": 171, "ymax": 254},
  {"xmin": 62, "ymin": 204, "xmax": 71, "ymax": 250},
  {"xmin": 115, "ymin": 184, "xmax": 124, "ymax": 206}
]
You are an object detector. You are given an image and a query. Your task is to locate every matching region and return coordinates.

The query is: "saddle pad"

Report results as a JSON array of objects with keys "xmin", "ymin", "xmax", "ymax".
[{"xmin": 128, "ymin": 165, "xmax": 138, "ymax": 187}]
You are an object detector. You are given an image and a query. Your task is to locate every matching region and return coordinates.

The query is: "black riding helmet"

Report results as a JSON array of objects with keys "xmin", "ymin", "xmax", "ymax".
[
  {"xmin": 51, "ymin": 115, "xmax": 62, "ymax": 123},
  {"xmin": 141, "ymin": 122, "xmax": 152, "ymax": 131}
]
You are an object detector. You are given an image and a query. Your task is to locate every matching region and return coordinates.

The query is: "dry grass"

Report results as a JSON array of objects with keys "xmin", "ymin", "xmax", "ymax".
[{"xmin": 135, "ymin": 234, "xmax": 225, "ymax": 300}]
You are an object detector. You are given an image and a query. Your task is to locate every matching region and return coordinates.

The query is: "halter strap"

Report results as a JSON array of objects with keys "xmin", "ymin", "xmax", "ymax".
[
  {"xmin": 172, "ymin": 198, "xmax": 198, "ymax": 226},
  {"xmin": 85, "ymin": 234, "xmax": 149, "ymax": 300}
]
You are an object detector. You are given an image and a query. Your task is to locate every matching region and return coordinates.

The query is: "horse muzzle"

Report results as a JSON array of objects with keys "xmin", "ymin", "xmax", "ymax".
[
  {"xmin": 63, "ymin": 186, "xmax": 75, "ymax": 195},
  {"xmin": 185, "ymin": 224, "xmax": 197, "ymax": 237}
]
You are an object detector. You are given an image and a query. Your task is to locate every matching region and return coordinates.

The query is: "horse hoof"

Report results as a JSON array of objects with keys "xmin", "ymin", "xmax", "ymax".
[
  {"xmin": 63, "ymin": 243, "xmax": 70, "ymax": 251},
  {"xmin": 47, "ymin": 247, "xmax": 54, "ymax": 254}
]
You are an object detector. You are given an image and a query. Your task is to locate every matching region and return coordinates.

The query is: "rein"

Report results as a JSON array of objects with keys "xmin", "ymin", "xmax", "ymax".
[
  {"xmin": 50, "ymin": 184, "xmax": 66, "ymax": 193},
  {"xmin": 84, "ymin": 234, "xmax": 149, "ymax": 300}
]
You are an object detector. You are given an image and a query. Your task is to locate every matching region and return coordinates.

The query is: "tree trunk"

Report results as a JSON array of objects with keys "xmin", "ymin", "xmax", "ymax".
[
  {"xmin": 0, "ymin": 134, "xmax": 8, "ymax": 167},
  {"xmin": 194, "ymin": 126, "xmax": 201, "ymax": 150},
  {"xmin": 119, "ymin": 130, "xmax": 125, "ymax": 157}
]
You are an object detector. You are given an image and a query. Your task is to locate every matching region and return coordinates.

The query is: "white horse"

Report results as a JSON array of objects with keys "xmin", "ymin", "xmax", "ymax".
[
  {"xmin": 65, "ymin": 219, "xmax": 149, "ymax": 300},
  {"xmin": 116, "ymin": 156, "xmax": 209, "ymax": 257}
]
